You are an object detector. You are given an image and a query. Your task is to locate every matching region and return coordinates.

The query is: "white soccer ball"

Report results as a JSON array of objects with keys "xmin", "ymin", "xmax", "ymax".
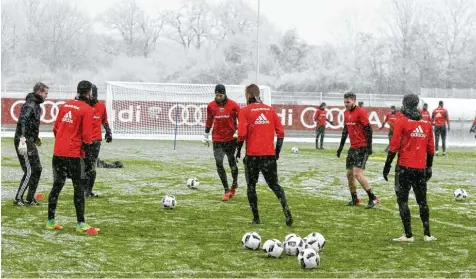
[
  {"xmin": 454, "ymin": 188, "xmax": 468, "ymax": 201},
  {"xmin": 242, "ymin": 232, "xmax": 261, "ymax": 250},
  {"xmin": 161, "ymin": 194, "xmax": 177, "ymax": 209},
  {"xmin": 291, "ymin": 146, "xmax": 299, "ymax": 153},
  {"xmin": 284, "ymin": 233, "xmax": 300, "ymax": 242},
  {"xmin": 297, "ymin": 238, "xmax": 312, "ymax": 254},
  {"xmin": 187, "ymin": 177, "xmax": 200, "ymax": 189},
  {"xmin": 306, "ymin": 232, "xmax": 326, "ymax": 252},
  {"xmin": 298, "ymin": 248, "xmax": 320, "ymax": 269},
  {"xmin": 263, "ymin": 239, "xmax": 284, "ymax": 258},
  {"xmin": 284, "ymin": 235, "xmax": 303, "ymax": 256}
]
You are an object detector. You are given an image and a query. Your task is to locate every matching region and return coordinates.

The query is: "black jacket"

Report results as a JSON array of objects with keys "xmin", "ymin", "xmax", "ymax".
[{"xmin": 14, "ymin": 93, "xmax": 44, "ymax": 142}]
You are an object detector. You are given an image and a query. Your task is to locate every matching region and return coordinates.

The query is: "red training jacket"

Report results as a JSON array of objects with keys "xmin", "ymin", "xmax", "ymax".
[
  {"xmin": 92, "ymin": 101, "xmax": 109, "ymax": 141},
  {"xmin": 313, "ymin": 108, "xmax": 328, "ymax": 126},
  {"xmin": 383, "ymin": 112, "xmax": 398, "ymax": 130},
  {"xmin": 420, "ymin": 110, "xmax": 431, "ymax": 122},
  {"xmin": 53, "ymin": 99, "xmax": 93, "ymax": 158},
  {"xmin": 389, "ymin": 117, "xmax": 435, "ymax": 169},
  {"xmin": 206, "ymin": 99, "xmax": 240, "ymax": 142},
  {"xmin": 344, "ymin": 106, "xmax": 370, "ymax": 149},
  {"xmin": 432, "ymin": 107, "xmax": 449, "ymax": 127},
  {"xmin": 238, "ymin": 102, "xmax": 284, "ymax": 156}
]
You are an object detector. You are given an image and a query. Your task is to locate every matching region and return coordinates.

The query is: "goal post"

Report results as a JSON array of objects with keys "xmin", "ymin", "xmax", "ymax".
[{"xmin": 105, "ymin": 82, "xmax": 272, "ymax": 141}]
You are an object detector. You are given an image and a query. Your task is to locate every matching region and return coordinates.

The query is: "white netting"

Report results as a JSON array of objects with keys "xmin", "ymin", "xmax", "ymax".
[{"xmin": 105, "ymin": 82, "xmax": 272, "ymax": 140}]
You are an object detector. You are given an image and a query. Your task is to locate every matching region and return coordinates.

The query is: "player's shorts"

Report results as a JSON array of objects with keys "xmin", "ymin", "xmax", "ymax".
[{"xmin": 346, "ymin": 147, "xmax": 368, "ymax": 170}]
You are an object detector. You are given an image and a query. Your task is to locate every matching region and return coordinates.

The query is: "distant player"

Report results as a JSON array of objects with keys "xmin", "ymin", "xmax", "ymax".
[
  {"xmin": 84, "ymin": 84, "xmax": 113, "ymax": 198},
  {"xmin": 379, "ymin": 105, "xmax": 398, "ymax": 153},
  {"xmin": 470, "ymin": 116, "xmax": 476, "ymax": 138},
  {"xmin": 202, "ymin": 84, "xmax": 241, "ymax": 201},
  {"xmin": 420, "ymin": 103, "xmax": 431, "ymax": 122},
  {"xmin": 47, "ymin": 80, "xmax": 99, "ymax": 233},
  {"xmin": 313, "ymin": 102, "xmax": 333, "ymax": 149},
  {"xmin": 337, "ymin": 92, "xmax": 380, "ymax": 209},
  {"xmin": 432, "ymin": 101, "xmax": 450, "ymax": 155},
  {"xmin": 236, "ymin": 84, "xmax": 292, "ymax": 226},
  {"xmin": 358, "ymin": 101, "xmax": 364, "ymax": 108},
  {"xmin": 383, "ymin": 94, "xmax": 436, "ymax": 242},
  {"xmin": 13, "ymin": 82, "xmax": 49, "ymax": 206}
]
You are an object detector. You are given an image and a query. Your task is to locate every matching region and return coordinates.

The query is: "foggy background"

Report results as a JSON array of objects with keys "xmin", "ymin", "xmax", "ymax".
[{"xmin": 2, "ymin": 0, "xmax": 476, "ymax": 95}]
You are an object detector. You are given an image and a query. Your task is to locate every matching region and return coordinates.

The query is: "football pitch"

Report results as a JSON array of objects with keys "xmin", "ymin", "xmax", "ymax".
[{"xmin": 1, "ymin": 138, "xmax": 476, "ymax": 278}]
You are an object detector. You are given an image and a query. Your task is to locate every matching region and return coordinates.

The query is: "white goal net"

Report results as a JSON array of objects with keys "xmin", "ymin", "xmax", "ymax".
[{"xmin": 105, "ymin": 82, "xmax": 272, "ymax": 140}]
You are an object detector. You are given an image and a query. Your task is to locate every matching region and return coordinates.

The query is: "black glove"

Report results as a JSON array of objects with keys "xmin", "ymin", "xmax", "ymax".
[
  {"xmin": 105, "ymin": 132, "xmax": 112, "ymax": 143},
  {"xmin": 383, "ymin": 163, "xmax": 391, "ymax": 181},
  {"xmin": 366, "ymin": 146, "xmax": 373, "ymax": 156},
  {"xmin": 336, "ymin": 148, "xmax": 343, "ymax": 158},
  {"xmin": 236, "ymin": 149, "xmax": 241, "ymax": 160},
  {"xmin": 243, "ymin": 156, "xmax": 248, "ymax": 165},
  {"xmin": 275, "ymin": 150, "xmax": 280, "ymax": 160},
  {"xmin": 425, "ymin": 167, "xmax": 432, "ymax": 182}
]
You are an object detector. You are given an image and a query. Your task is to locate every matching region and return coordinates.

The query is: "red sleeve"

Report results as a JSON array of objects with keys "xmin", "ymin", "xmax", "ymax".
[
  {"xmin": 360, "ymin": 108, "xmax": 370, "ymax": 126},
  {"xmin": 235, "ymin": 102, "xmax": 241, "ymax": 120},
  {"xmin": 82, "ymin": 107, "xmax": 93, "ymax": 144},
  {"xmin": 427, "ymin": 124, "xmax": 435, "ymax": 154},
  {"xmin": 274, "ymin": 109, "xmax": 285, "ymax": 138},
  {"xmin": 313, "ymin": 110, "xmax": 319, "ymax": 121},
  {"xmin": 389, "ymin": 119, "xmax": 403, "ymax": 153},
  {"xmin": 382, "ymin": 113, "xmax": 389, "ymax": 124},
  {"xmin": 205, "ymin": 103, "xmax": 214, "ymax": 129},
  {"xmin": 474, "ymin": 117, "xmax": 476, "ymax": 124},
  {"xmin": 238, "ymin": 108, "xmax": 248, "ymax": 142},
  {"xmin": 53, "ymin": 106, "xmax": 64, "ymax": 137},
  {"xmin": 102, "ymin": 103, "xmax": 109, "ymax": 124}
]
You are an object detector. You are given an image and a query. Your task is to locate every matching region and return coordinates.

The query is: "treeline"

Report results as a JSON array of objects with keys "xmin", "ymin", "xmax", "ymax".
[{"xmin": 2, "ymin": 0, "xmax": 476, "ymax": 94}]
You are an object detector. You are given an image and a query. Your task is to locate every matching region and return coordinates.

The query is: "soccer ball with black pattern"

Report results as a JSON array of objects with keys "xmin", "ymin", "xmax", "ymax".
[
  {"xmin": 291, "ymin": 147, "xmax": 299, "ymax": 154},
  {"xmin": 306, "ymin": 232, "xmax": 326, "ymax": 252},
  {"xmin": 454, "ymin": 188, "xmax": 468, "ymax": 201},
  {"xmin": 297, "ymin": 248, "xmax": 320, "ymax": 269},
  {"xmin": 284, "ymin": 235, "xmax": 303, "ymax": 256},
  {"xmin": 187, "ymin": 177, "xmax": 200, "ymax": 189},
  {"xmin": 242, "ymin": 232, "xmax": 261, "ymax": 250},
  {"xmin": 161, "ymin": 195, "xmax": 177, "ymax": 209},
  {"xmin": 262, "ymin": 239, "xmax": 284, "ymax": 258}
]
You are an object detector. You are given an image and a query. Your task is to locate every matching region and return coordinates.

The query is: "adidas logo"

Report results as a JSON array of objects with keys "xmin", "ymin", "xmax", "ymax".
[
  {"xmin": 410, "ymin": 125, "xmax": 425, "ymax": 138},
  {"xmin": 254, "ymin": 113, "xmax": 270, "ymax": 124},
  {"xmin": 61, "ymin": 111, "xmax": 73, "ymax": 123}
]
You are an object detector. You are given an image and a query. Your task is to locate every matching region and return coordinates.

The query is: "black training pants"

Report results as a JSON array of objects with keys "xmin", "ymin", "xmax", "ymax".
[
  {"xmin": 315, "ymin": 125, "xmax": 325, "ymax": 148},
  {"xmin": 434, "ymin": 126, "xmax": 446, "ymax": 152},
  {"xmin": 394, "ymin": 166, "xmax": 431, "ymax": 238},
  {"xmin": 84, "ymin": 141, "xmax": 102, "ymax": 194},
  {"xmin": 14, "ymin": 139, "xmax": 42, "ymax": 202},
  {"xmin": 213, "ymin": 140, "xmax": 238, "ymax": 192},
  {"xmin": 48, "ymin": 156, "xmax": 86, "ymax": 223}
]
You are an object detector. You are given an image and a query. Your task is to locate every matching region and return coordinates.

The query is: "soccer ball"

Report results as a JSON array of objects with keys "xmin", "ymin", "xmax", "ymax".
[
  {"xmin": 297, "ymin": 238, "xmax": 313, "ymax": 254},
  {"xmin": 161, "ymin": 195, "xmax": 177, "ymax": 209},
  {"xmin": 298, "ymin": 248, "xmax": 320, "ymax": 269},
  {"xmin": 306, "ymin": 232, "xmax": 326, "ymax": 252},
  {"xmin": 242, "ymin": 232, "xmax": 261, "ymax": 250},
  {"xmin": 284, "ymin": 235, "xmax": 303, "ymax": 256},
  {"xmin": 187, "ymin": 177, "xmax": 200, "ymax": 189},
  {"xmin": 454, "ymin": 188, "xmax": 468, "ymax": 201},
  {"xmin": 263, "ymin": 239, "xmax": 284, "ymax": 258},
  {"xmin": 291, "ymin": 147, "xmax": 299, "ymax": 153}
]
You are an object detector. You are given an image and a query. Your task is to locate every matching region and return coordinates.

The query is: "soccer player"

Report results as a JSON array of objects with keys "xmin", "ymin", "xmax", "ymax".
[
  {"xmin": 236, "ymin": 84, "xmax": 292, "ymax": 226},
  {"xmin": 47, "ymin": 80, "xmax": 99, "ymax": 233},
  {"xmin": 379, "ymin": 105, "xmax": 398, "ymax": 153},
  {"xmin": 313, "ymin": 102, "xmax": 333, "ymax": 149},
  {"xmin": 13, "ymin": 82, "xmax": 49, "ymax": 206},
  {"xmin": 337, "ymin": 92, "xmax": 380, "ymax": 209},
  {"xmin": 470, "ymin": 116, "xmax": 476, "ymax": 138},
  {"xmin": 202, "ymin": 84, "xmax": 241, "ymax": 201},
  {"xmin": 383, "ymin": 94, "xmax": 436, "ymax": 242},
  {"xmin": 421, "ymin": 103, "xmax": 431, "ymax": 122},
  {"xmin": 358, "ymin": 101, "xmax": 364, "ymax": 108},
  {"xmin": 432, "ymin": 101, "xmax": 450, "ymax": 155},
  {"xmin": 84, "ymin": 84, "xmax": 113, "ymax": 198}
]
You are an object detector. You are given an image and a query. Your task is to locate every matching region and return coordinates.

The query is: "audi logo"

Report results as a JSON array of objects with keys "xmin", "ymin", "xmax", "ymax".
[
  {"xmin": 168, "ymin": 104, "xmax": 207, "ymax": 126},
  {"xmin": 300, "ymin": 107, "xmax": 346, "ymax": 129},
  {"xmin": 10, "ymin": 100, "xmax": 66, "ymax": 124}
]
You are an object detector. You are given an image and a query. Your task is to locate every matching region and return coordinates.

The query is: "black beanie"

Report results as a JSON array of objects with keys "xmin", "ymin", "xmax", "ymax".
[
  {"xmin": 402, "ymin": 94, "xmax": 419, "ymax": 108},
  {"xmin": 320, "ymin": 102, "xmax": 326, "ymax": 108},
  {"xmin": 215, "ymin": 84, "xmax": 226, "ymax": 94}
]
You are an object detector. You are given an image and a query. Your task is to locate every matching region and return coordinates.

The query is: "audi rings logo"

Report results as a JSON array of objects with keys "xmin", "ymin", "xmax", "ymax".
[
  {"xmin": 300, "ymin": 107, "xmax": 345, "ymax": 129},
  {"xmin": 168, "ymin": 104, "xmax": 207, "ymax": 126},
  {"xmin": 10, "ymin": 100, "xmax": 66, "ymax": 124}
]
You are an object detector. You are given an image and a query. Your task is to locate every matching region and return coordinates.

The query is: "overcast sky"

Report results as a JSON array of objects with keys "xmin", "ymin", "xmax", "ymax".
[{"xmin": 72, "ymin": 0, "xmax": 387, "ymax": 45}]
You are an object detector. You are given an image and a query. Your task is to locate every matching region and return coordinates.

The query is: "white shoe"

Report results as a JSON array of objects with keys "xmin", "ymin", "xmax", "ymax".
[
  {"xmin": 442, "ymin": 152, "xmax": 447, "ymax": 156},
  {"xmin": 435, "ymin": 151, "xmax": 439, "ymax": 156},
  {"xmin": 424, "ymin": 235, "xmax": 437, "ymax": 241},
  {"xmin": 392, "ymin": 235, "xmax": 414, "ymax": 242}
]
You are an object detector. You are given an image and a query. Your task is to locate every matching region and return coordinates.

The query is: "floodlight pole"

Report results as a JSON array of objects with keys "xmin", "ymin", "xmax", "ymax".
[{"xmin": 256, "ymin": 0, "xmax": 260, "ymax": 84}]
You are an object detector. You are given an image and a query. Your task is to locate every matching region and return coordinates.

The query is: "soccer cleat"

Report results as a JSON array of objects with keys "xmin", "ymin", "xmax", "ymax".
[
  {"xmin": 346, "ymin": 199, "xmax": 362, "ymax": 206},
  {"xmin": 250, "ymin": 218, "xmax": 261, "ymax": 225},
  {"xmin": 424, "ymin": 235, "xmax": 437, "ymax": 241},
  {"xmin": 76, "ymin": 223, "xmax": 100, "ymax": 233},
  {"xmin": 442, "ymin": 152, "xmax": 447, "ymax": 156},
  {"xmin": 13, "ymin": 199, "xmax": 26, "ymax": 206},
  {"xmin": 46, "ymin": 220, "xmax": 63, "ymax": 230},
  {"xmin": 364, "ymin": 198, "xmax": 381, "ymax": 209},
  {"xmin": 230, "ymin": 187, "xmax": 237, "ymax": 198},
  {"xmin": 392, "ymin": 235, "xmax": 414, "ymax": 242},
  {"xmin": 89, "ymin": 192, "xmax": 99, "ymax": 198},
  {"xmin": 435, "ymin": 151, "xmax": 439, "ymax": 156},
  {"xmin": 222, "ymin": 192, "xmax": 231, "ymax": 201},
  {"xmin": 26, "ymin": 199, "xmax": 40, "ymax": 206}
]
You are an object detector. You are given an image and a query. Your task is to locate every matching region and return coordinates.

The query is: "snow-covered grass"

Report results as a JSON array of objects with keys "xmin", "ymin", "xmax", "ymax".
[{"xmin": 1, "ymin": 138, "xmax": 476, "ymax": 278}]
